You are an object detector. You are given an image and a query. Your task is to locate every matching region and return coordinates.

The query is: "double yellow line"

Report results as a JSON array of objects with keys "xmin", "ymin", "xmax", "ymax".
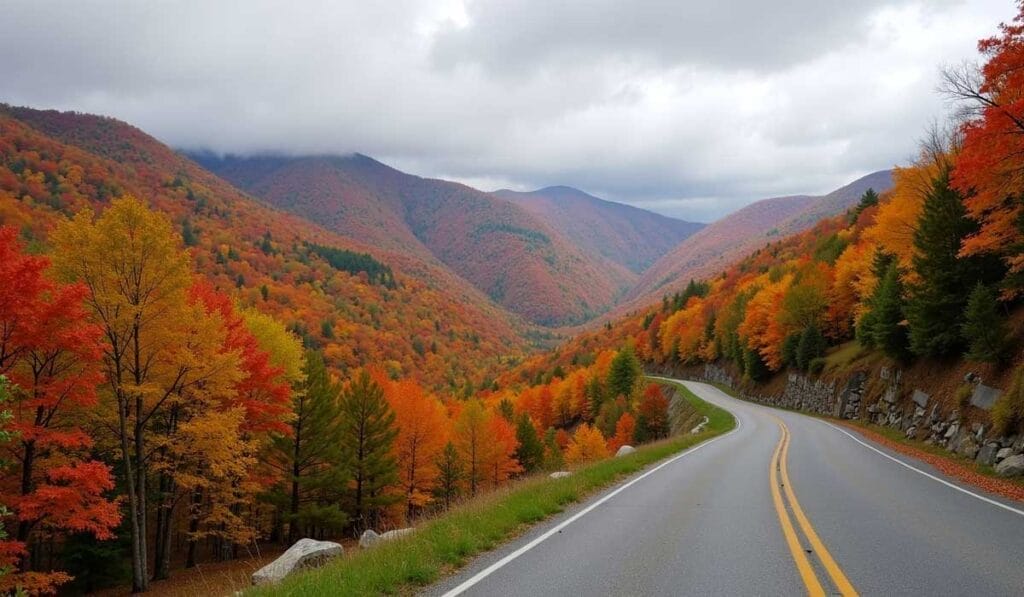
[{"xmin": 769, "ymin": 417, "xmax": 858, "ymax": 597}]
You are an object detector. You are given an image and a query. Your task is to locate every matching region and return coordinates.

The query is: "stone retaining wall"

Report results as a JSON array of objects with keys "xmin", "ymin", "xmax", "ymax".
[{"xmin": 699, "ymin": 364, "xmax": 1024, "ymax": 476}]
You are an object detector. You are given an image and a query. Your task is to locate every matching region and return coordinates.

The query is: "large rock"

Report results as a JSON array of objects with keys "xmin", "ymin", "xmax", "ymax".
[
  {"xmin": 996, "ymin": 454, "xmax": 1024, "ymax": 477},
  {"xmin": 359, "ymin": 527, "xmax": 414, "ymax": 549},
  {"xmin": 252, "ymin": 538, "xmax": 343, "ymax": 585},
  {"xmin": 615, "ymin": 445, "xmax": 636, "ymax": 457},
  {"xmin": 996, "ymin": 447, "xmax": 1014, "ymax": 462},
  {"xmin": 549, "ymin": 471, "xmax": 571, "ymax": 479},
  {"xmin": 976, "ymin": 443, "xmax": 999, "ymax": 467},
  {"xmin": 955, "ymin": 435, "xmax": 980, "ymax": 460}
]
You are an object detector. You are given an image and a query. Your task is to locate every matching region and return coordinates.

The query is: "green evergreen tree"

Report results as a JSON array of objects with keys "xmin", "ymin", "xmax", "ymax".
[
  {"xmin": 514, "ymin": 413, "xmax": 545, "ymax": 473},
  {"xmin": 796, "ymin": 325, "xmax": 827, "ymax": 371},
  {"xmin": 338, "ymin": 370, "xmax": 398, "ymax": 531},
  {"xmin": 906, "ymin": 169, "xmax": 984, "ymax": 356},
  {"xmin": 781, "ymin": 333, "xmax": 801, "ymax": 368},
  {"xmin": 962, "ymin": 283, "xmax": 1009, "ymax": 363},
  {"xmin": 542, "ymin": 428, "xmax": 564, "ymax": 471},
  {"xmin": 269, "ymin": 351, "xmax": 348, "ymax": 542},
  {"xmin": 869, "ymin": 262, "xmax": 909, "ymax": 359},
  {"xmin": 742, "ymin": 346, "xmax": 769, "ymax": 381},
  {"xmin": 585, "ymin": 376, "xmax": 605, "ymax": 421},
  {"xmin": 607, "ymin": 344, "xmax": 641, "ymax": 399},
  {"xmin": 433, "ymin": 442, "xmax": 463, "ymax": 510}
]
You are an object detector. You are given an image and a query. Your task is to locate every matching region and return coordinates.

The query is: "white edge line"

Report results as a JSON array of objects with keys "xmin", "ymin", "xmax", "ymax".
[
  {"xmin": 821, "ymin": 420, "xmax": 1024, "ymax": 517},
  {"xmin": 440, "ymin": 387, "xmax": 741, "ymax": 597}
]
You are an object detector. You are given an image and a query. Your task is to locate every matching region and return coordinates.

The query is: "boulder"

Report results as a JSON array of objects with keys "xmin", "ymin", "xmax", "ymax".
[
  {"xmin": 549, "ymin": 471, "xmax": 571, "ymax": 479},
  {"xmin": 996, "ymin": 447, "xmax": 1014, "ymax": 462},
  {"xmin": 955, "ymin": 435, "xmax": 980, "ymax": 460},
  {"xmin": 251, "ymin": 538, "xmax": 343, "ymax": 585},
  {"xmin": 976, "ymin": 443, "xmax": 999, "ymax": 467},
  {"xmin": 360, "ymin": 527, "xmax": 414, "ymax": 549},
  {"xmin": 615, "ymin": 445, "xmax": 636, "ymax": 457},
  {"xmin": 995, "ymin": 454, "xmax": 1024, "ymax": 477}
]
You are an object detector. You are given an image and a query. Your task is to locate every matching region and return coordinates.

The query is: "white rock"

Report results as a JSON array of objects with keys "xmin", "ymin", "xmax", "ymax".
[
  {"xmin": 996, "ymin": 453, "xmax": 1024, "ymax": 477},
  {"xmin": 615, "ymin": 445, "xmax": 636, "ymax": 457},
  {"xmin": 360, "ymin": 527, "xmax": 414, "ymax": 549},
  {"xmin": 996, "ymin": 447, "xmax": 1014, "ymax": 461},
  {"xmin": 251, "ymin": 538, "xmax": 343, "ymax": 585},
  {"xmin": 549, "ymin": 471, "xmax": 571, "ymax": 479},
  {"xmin": 690, "ymin": 416, "xmax": 709, "ymax": 434}
]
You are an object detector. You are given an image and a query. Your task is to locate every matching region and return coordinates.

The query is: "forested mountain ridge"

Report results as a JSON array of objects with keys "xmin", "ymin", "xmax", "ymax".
[
  {"xmin": 0, "ymin": 105, "xmax": 529, "ymax": 390},
  {"xmin": 494, "ymin": 185, "xmax": 703, "ymax": 274},
  {"xmin": 195, "ymin": 153, "xmax": 635, "ymax": 327},
  {"xmin": 627, "ymin": 170, "xmax": 894, "ymax": 306}
]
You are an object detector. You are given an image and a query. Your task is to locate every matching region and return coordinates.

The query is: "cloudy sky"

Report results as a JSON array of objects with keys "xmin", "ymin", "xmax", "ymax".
[{"xmin": 1, "ymin": 1, "xmax": 1016, "ymax": 221}]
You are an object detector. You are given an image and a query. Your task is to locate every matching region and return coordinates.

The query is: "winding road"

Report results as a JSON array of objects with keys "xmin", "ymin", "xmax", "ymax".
[{"xmin": 423, "ymin": 379, "xmax": 1024, "ymax": 596}]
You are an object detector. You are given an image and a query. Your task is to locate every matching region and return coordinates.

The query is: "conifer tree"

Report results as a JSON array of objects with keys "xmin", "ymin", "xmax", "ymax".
[
  {"xmin": 906, "ymin": 169, "xmax": 987, "ymax": 356},
  {"xmin": 796, "ymin": 325, "xmax": 827, "ymax": 371},
  {"xmin": 962, "ymin": 283, "xmax": 1009, "ymax": 363},
  {"xmin": 433, "ymin": 442, "xmax": 463, "ymax": 510},
  {"xmin": 338, "ymin": 370, "xmax": 398, "ymax": 531},
  {"xmin": 270, "ymin": 351, "xmax": 347, "ymax": 542},
  {"xmin": 514, "ymin": 413, "xmax": 544, "ymax": 473},
  {"xmin": 869, "ymin": 262, "xmax": 909, "ymax": 359},
  {"xmin": 607, "ymin": 344, "xmax": 641, "ymax": 399}
]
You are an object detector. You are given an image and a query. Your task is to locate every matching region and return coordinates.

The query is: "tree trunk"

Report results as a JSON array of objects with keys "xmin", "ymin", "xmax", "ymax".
[
  {"xmin": 153, "ymin": 472, "xmax": 176, "ymax": 580},
  {"xmin": 118, "ymin": 389, "xmax": 147, "ymax": 593}
]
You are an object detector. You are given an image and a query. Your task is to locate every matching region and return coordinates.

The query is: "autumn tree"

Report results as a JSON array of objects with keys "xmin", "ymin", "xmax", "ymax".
[
  {"xmin": 51, "ymin": 197, "xmax": 194, "ymax": 592},
  {"xmin": 636, "ymin": 386, "xmax": 670, "ymax": 442},
  {"xmin": 0, "ymin": 227, "xmax": 119, "ymax": 592},
  {"xmin": 608, "ymin": 412, "xmax": 636, "ymax": 453},
  {"xmin": 337, "ymin": 371, "xmax": 398, "ymax": 531},
  {"xmin": 453, "ymin": 400, "xmax": 488, "ymax": 496},
  {"xmin": 565, "ymin": 424, "xmax": 609, "ymax": 465},
  {"xmin": 382, "ymin": 377, "xmax": 448, "ymax": 520},
  {"xmin": 480, "ymin": 415, "xmax": 521, "ymax": 489},
  {"xmin": 944, "ymin": 5, "xmax": 1024, "ymax": 292}
]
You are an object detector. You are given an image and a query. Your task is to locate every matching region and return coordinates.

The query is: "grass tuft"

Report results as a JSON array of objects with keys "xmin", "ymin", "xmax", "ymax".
[{"xmin": 248, "ymin": 379, "xmax": 734, "ymax": 596}]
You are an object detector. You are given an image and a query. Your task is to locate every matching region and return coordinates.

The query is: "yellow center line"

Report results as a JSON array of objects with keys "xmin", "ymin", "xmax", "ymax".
[
  {"xmin": 769, "ymin": 421, "xmax": 825, "ymax": 597},
  {"xmin": 779, "ymin": 424, "xmax": 859, "ymax": 597}
]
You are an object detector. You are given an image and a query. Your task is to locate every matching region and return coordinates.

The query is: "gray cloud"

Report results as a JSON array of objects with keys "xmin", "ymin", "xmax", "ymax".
[{"xmin": 0, "ymin": 0, "xmax": 1015, "ymax": 222}]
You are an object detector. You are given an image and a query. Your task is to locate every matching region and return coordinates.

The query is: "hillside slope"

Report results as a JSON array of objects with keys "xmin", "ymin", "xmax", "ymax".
[
  {"xmin": 197, "ymin": 154, "xmax": 633, "ymax": 326},
  {"xmin": 0, "ymin": 105, "xmax": 529, "ymax": 390},
  {"xmin": 628, "ymin": 170, "xmax": 893, "ymax": 304},
  {"xmin": 493, "ymin": 186, "xmax": 703, "ymax": 273}
]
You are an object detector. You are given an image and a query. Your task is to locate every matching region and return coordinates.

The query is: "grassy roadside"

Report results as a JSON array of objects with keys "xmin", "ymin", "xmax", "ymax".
[{"xmin": 249, "ymin": 379, "xmax": 735, "ymax": 596}]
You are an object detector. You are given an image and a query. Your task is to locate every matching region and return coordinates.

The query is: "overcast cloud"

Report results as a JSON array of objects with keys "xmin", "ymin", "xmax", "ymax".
[{"xmin": 0, "ymin": 0, "xmax": 1015, "ymax": 221}]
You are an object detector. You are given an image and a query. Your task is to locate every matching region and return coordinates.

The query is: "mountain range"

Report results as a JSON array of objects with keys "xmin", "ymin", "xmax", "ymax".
[{"xmin": 1, "ymin": 104, "xmax": 893, "ymax": 335}]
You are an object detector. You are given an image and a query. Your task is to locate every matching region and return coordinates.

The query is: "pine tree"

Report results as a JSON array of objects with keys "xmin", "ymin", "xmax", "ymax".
[
  {"xmin": 514, "ymin": 413, "xmax": 544, "ymax": 473},
  {"xmin": 796, "ymin": 325, "xmax": 827, "ymax": 371},
  {"xmin": 270, "ymin": 350, "xmax": 347, "ymax": 542},
  {"xmin": 781, "ymin": 333, "xmax": 801, "ymax": 368},
  {"xmin": 869, "ymin": 262, "xmax": 909, "ymax": 359},
  {"xmin": 542, "ymin": 428, "xmax": 564, "ymax": 471},
  {"xmin": 607, "ymin": 344, "xmax": 641, "ymax": 399},
  {"xmin": 742, "ymin": 346, "xmax": 769, "ymax": 381},
  {"xmin": 905, "ymin": 169, "xmax": 985, "ymax": 356},
  {"xmin": 433, "ymin": 442, "xmax": 463, "ymax": 510},
  {"xmin": 962, "ymin": 283, "xmax": 1009, "ymax": 363},
  {"xmin": 337, "ymin": 370, "xmax": 398, "ymax": 531}
]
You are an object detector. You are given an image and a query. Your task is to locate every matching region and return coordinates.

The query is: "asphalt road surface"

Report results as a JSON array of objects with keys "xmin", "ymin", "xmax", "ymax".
[{"xmin": 423, "ymin": 379, "xmax": 1024, "ymax": 596}]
